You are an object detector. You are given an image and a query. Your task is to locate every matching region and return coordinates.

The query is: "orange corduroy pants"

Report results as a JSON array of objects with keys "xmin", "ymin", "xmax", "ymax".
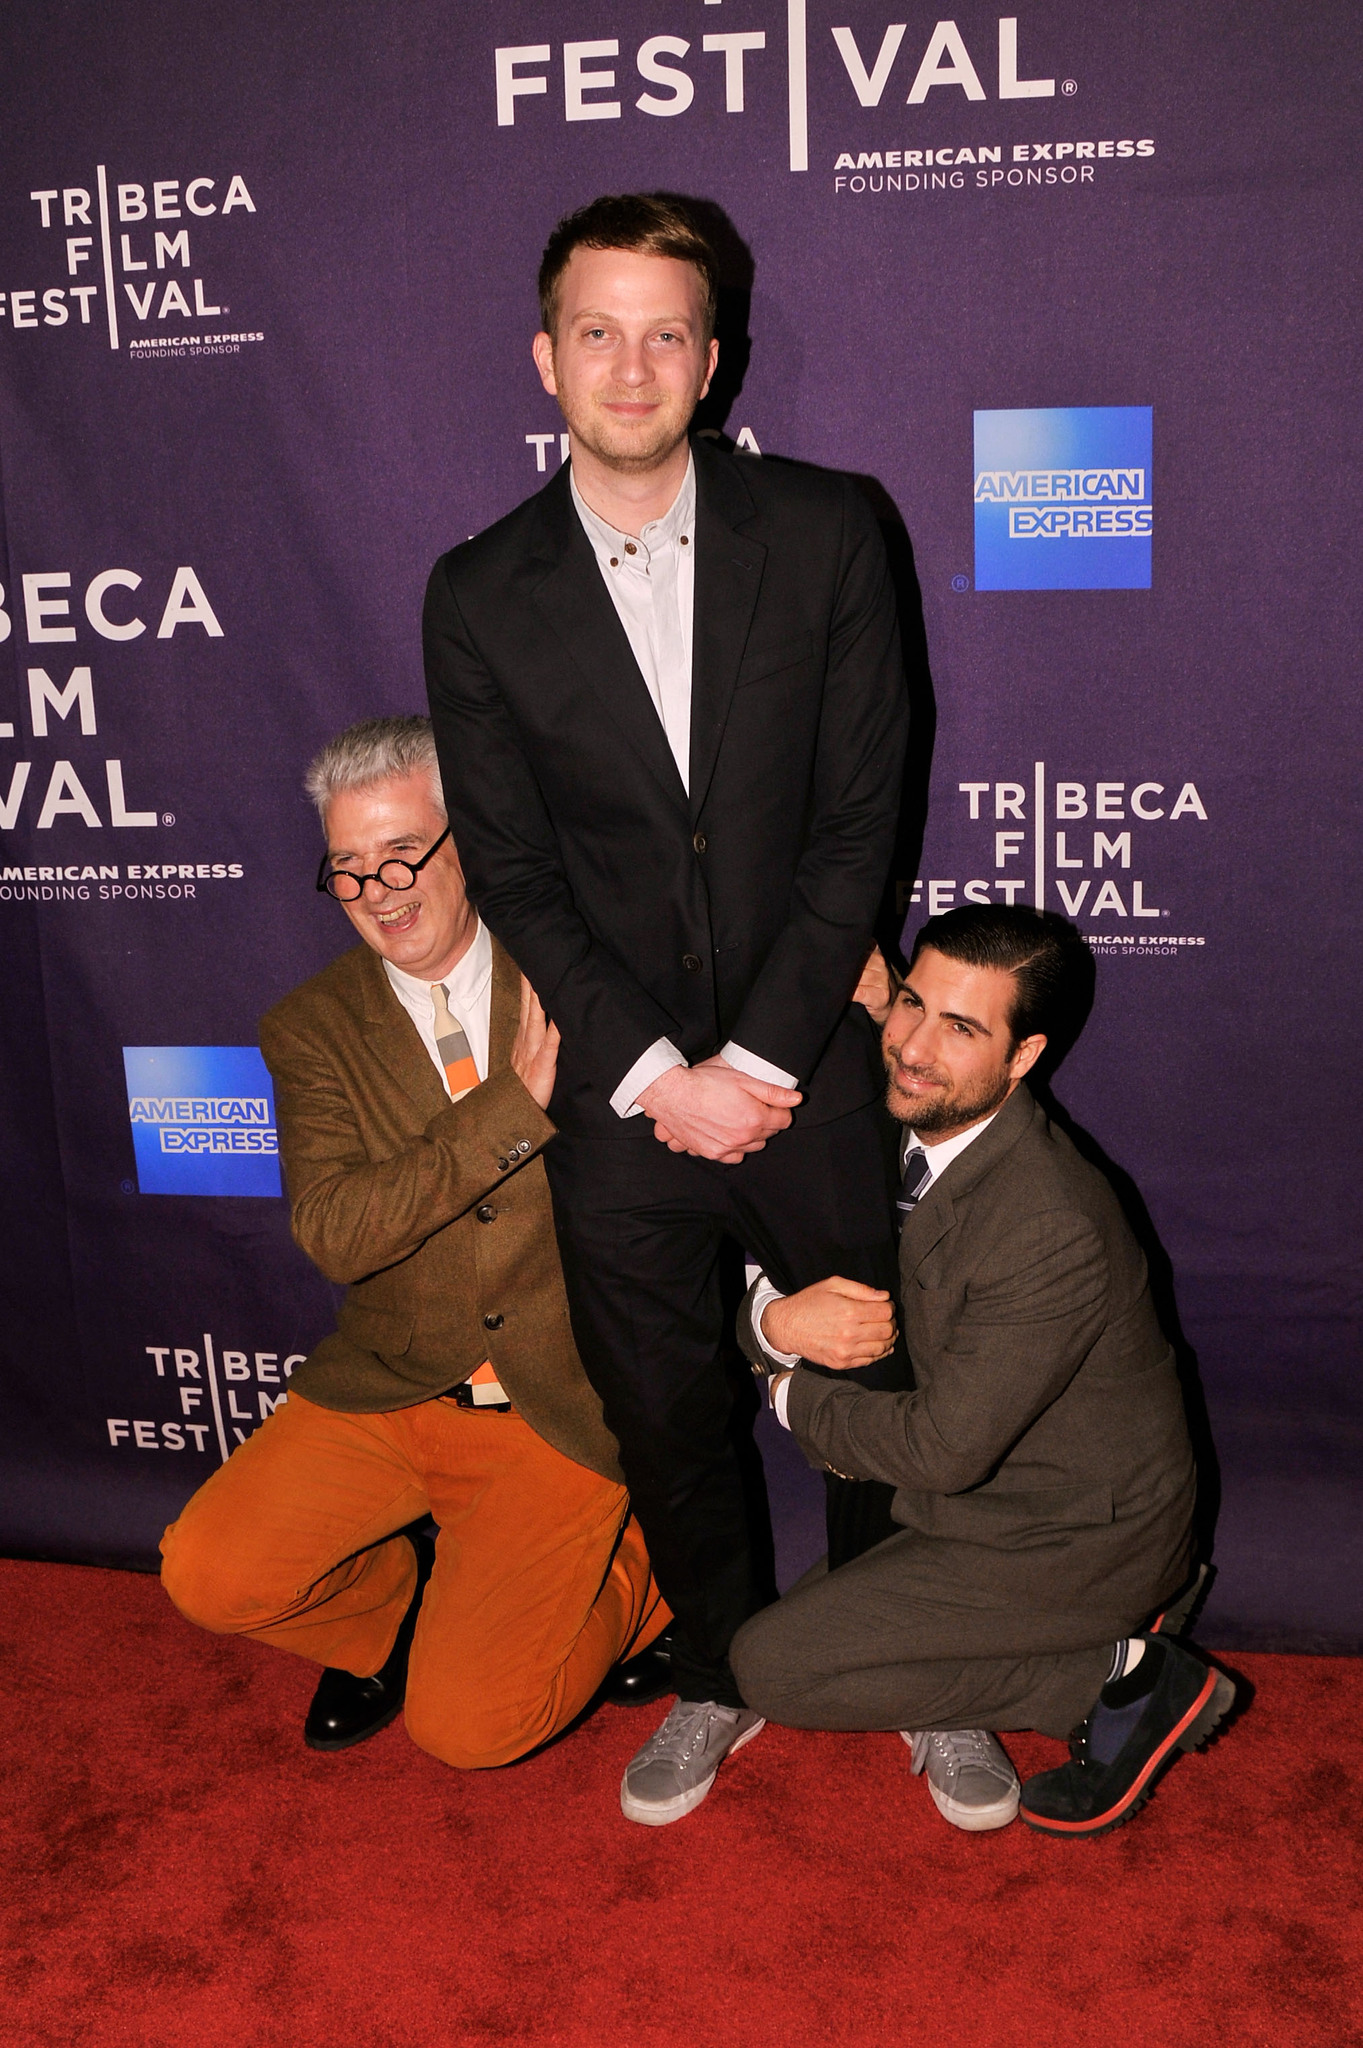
[{"xmin": 160, "ymin": 1390, "xmax": 668, "ymax": 1768}]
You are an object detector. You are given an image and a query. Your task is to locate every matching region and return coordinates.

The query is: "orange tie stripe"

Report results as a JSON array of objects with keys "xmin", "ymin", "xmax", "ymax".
[
  {"xmin": 430, "ymin": 980, "xmax": 479, "ymax": 1101},
  {"xmin": 465, "ymin": 1360, "xmax": 509, "ymax": 1406},
  {"xmin": 429, "ymin": 981, "xmax": 509, "ymax": 1409}
]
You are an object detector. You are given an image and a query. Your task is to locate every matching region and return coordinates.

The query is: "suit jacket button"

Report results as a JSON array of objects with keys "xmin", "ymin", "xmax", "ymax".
[
  {"xmin": 483, "ymin": 1313, "xmax": 504, "ymax": 1331},
  {"xmin": 682, "ymin": 953, "xmax": 702, "ymax": 972},
  {"xmin": 476, "ymin": 1204, "xmax": 497, "ymax": 1223},
  {"xmin": 692, "ymin": 832, "xmax": 707, "ymax": 853},
  {"xmin": 517, "ymin": 1140, "xmax": 531, "ymax": 1154},
  {"xmin": 496, "ymin": 1157, "xmax": 509, "ymax": 1170}
]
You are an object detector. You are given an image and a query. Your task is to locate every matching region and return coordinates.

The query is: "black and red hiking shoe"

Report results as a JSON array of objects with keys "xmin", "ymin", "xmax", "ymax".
[{"xmin": 1019, "ymin": 1634, "xmax": 1235, "ymax": 1838}]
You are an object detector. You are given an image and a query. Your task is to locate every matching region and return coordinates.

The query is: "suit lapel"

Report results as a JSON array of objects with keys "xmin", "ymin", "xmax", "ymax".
[
  {"xmin": 896, "ymin": 1086, "xmax": 1041, "ymax": 1275},
  {"xmin": 688, "ymin": 442, "xmax": 766, "ymax": 822},
  {"xmin": 528, "ymin": 470, "xmax": 689, "ymax": 817},
  {"xmin": 487, "ymin": 936, "xmax": 520, "ymax": 1074},
  {"xmin": 356, "ymin": 947, "xmax": 447, "ymax": 1122},
  {"xmin": 898, "ymin": 1189, "xmax": 958, "ymax": 1274}
]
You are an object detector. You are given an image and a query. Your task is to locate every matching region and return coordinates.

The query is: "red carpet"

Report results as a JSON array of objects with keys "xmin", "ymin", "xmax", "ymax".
[{"xmin": 2, "ymin": 1560, "xmax": 1360, "ymax": 2048}]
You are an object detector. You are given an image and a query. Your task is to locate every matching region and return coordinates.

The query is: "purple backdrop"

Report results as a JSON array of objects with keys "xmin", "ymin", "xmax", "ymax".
[{"xmin": 1, "ymin": 0, "xmax": 1358, "ymax": 1650}]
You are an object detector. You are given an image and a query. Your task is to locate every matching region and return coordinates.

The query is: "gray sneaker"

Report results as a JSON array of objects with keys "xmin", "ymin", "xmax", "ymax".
[
  {"xmin": 620, "ymin": 1699, "xmax": 766, "ymax": 1827},
  {"xmin": 903, "ymin": 1727, "xmax": 1020, "ymax": 1831}
]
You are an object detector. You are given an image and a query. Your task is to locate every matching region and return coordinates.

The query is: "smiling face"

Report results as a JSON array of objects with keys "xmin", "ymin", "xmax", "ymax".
[
  {"xmin": 531, "ymin": 246, "xmax": 717, "ymax": 474},
  {"xmin": 322, "ymin": 770, "xmax": 475, "ymax": 983},
  {"xmin": 881, "ymin": 946, "xmax": 1046, "ymax": 1139}
]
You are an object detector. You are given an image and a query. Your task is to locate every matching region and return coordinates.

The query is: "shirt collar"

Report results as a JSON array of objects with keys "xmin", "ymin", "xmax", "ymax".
[
  {"xmin": 570, "ymin": 452, "xmax": 695, "ymax": 573},
  {"xmin": 906, "ymin": 1108, "xmax": 999, "ymax": 1183},
  {"xmin": 382, "ymin": 915, "xmax": 492, "ymax": 1013}
]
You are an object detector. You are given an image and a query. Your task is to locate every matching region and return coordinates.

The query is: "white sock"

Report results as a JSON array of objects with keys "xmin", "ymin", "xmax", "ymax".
[{"xmin": 1106, "ymin": 1637, "xmax": 1147, "ymax": 1685}]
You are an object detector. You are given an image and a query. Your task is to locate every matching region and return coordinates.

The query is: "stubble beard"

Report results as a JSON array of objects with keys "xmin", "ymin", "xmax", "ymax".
[
  {"xmin": 884, "ymin": 1055, "xmax": 1014, "ymax": 1137},
  {"xmin": 559, "ymin": 381, "xmax": 700, "ymax": 477}
]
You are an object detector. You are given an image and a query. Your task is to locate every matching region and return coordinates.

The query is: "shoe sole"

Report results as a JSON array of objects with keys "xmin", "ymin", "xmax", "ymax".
[
  {"xmin": 619, "ymin": 1717, "xmax": 766, "ymax": 1827},
  {"xmin": 1020, "ymin": 1668, "xmax": 1236, "ymax": 1839},
  {"xmin": 926, "ymin": 1779, "xmax": 1020, "ymax": 1832},
  {"xmin": 303, "ymin": 1697, "xmax": 405, "ymax": 1752}
]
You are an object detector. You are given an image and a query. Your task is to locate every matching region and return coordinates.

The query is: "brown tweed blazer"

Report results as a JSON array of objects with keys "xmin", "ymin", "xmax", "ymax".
[
  {"xmin": 743, "ymin": 1083, "xmax": 1196, "ymax": 1635},
  {"xmin": 258, "ymin": 935, "xmax": 623, "ymax": 1483}
]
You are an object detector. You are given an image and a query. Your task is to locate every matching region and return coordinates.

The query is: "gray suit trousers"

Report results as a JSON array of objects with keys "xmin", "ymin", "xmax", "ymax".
[{"xmin": 730, "ymin": 1538, "xmax": 1115, "ymax": 1740}]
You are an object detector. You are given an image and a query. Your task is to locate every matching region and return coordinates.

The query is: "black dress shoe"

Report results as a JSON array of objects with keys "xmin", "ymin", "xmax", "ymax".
[
  {"xmin": 602, "ymin": 1630, "xmax": 675, "ymax": 1708},
  {"xmin": 1019, "ymin": 1634, "xmax": 1236, "ymax": 1837},
  {"xmin": 304, "ymin": 1531, "xmax": 435, "ymax": 1752}
]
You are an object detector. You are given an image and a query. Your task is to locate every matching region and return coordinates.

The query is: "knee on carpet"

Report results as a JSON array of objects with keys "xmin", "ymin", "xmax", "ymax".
[
  {"xmin": 729, "ymin": 1607, "xmax": 804, "ymax": 1722},
  {"xmin": 160, "ymin": 1528, "xmax": 285, "ymax": 1635},
  {"xmin": 404, "ymin": 1681, "xmax": 561, "ymax": 1771}
]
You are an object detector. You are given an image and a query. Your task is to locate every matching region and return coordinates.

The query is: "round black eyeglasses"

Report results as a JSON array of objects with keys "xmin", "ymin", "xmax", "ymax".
[{"xmin": 316, "ymin": 825, "xmax": 452, "ymax": 902}]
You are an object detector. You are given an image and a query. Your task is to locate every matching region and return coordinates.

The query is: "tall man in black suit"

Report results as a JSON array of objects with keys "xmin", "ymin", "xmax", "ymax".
[{"xmin": 424, "ymin": 194, "xmax": 909, "ymax": 1826}]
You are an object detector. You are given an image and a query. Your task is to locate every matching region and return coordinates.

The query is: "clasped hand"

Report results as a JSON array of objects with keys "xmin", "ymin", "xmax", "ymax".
[
  {"xmin": 760, "ymin": 1276, "xmax": 897, "ymax": 1370},
  {"xmin": 638, "ymin": 1055, "xmax": 802, "ymax": 1165}
]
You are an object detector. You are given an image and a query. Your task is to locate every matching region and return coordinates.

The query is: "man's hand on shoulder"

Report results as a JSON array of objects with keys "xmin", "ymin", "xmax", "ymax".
[
  {"xmin": 509, "ymin": 976, "xmax": 559, "ymax": 1110},
  {"xmin": 639, "ymin": 1055, "xmax": 801, "ymax": 1165},
  {"xmin": 853, "ymin": 945, "xmax": 897, "ymax": 1028},
  {"xmin": 761, "ymin": 1277, "xmax": 897, "ymax": 1370}
]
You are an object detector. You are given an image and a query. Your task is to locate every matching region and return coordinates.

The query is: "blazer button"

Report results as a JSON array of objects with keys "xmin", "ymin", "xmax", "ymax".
[
  {"xmin": 692, "ymin": 832, "xmax": 707, "ymax": 853},
  {"xmin": 682, "ymin": 953, "xmax": 702, "ymax": 973},
  {"xmin": 483, "ymin": 1313, "xmax": 504, "ymax": 1331},
  {"xmin": 496, "ymin": 1157, "xmax": 509, "ymax": 1170},
  {"xmin": 476, "ymin": 1204, "xmax": 497, "ymax": 1224}
]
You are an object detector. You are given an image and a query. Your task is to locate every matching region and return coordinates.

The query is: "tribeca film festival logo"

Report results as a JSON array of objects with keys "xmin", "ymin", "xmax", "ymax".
[
  {"xmin": 107, "ymin": 1333, "xmax": 304, "ymax": 1462},
  {"xmin": 902, "ymin": 766, "xmax": 1209, "ymax": 958},
  {"xmin": 123, "ymin": 1046, "xmax": 282, "ymax": 1198},
  {"xmin": 492, "ymin": 10, "xmax": 1154, "ymax": 195},
  {"xmin": 0, "ymin": 558, "xmax": 246, "ymax": 905},
  {"xmin": 974, "ymin": 407, "xmax": 1152, "ymax": 591},
  {"xmin": 2, "ymin": 171, "xmax": 260, "ymax": 356}
]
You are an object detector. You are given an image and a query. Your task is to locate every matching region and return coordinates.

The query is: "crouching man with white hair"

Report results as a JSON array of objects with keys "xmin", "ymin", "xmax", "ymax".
[{"xmin": 162, "ymin": 716, "xmax": 671, "ymax": 1770}]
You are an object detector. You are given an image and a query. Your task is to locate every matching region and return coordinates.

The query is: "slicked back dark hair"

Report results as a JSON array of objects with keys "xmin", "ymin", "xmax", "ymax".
[
  {"xmin": 538, "ymin": 193, "xmax": 720, "ymax": 339},
  {"xmin": 908, "ymin": 904, "xmax": 1092, "ymax": 1047}
]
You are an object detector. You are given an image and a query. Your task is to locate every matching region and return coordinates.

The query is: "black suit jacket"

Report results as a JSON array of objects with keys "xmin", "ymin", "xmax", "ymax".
[{"xmin": 423, "ymin": 439, "xmax": 910, "ymax": 1136}]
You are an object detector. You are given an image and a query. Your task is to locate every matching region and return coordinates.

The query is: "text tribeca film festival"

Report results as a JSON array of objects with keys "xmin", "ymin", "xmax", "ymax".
[
  {"xmin": 0, "ymin": 13, "xmax": 1157, "ymax": 372},
  {"xmin": 2, "ymin": 11, "xmax": 1202, "ymax": 1473}
]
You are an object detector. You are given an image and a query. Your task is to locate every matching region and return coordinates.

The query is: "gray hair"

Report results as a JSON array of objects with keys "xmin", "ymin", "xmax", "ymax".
[{"xmin": 303, "ymin": 716, "xmax": 446, "ymax": 823}]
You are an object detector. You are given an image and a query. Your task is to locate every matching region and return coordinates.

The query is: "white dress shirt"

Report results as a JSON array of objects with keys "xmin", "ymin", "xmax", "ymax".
[
  {"xmin": 571, "ymin": 457, "xmax": 695, "ymax": 789},
  {"xmin": 382, "ymin": 917, "xmax": 494, "ymax": 1092},
  {"xmin": 570, "ymin": 457, "xmax": 799, "ymax": 1117},
  {"xmin": 759, "ymin": 1109, "xmax": 1000, "ymax": 1426}
]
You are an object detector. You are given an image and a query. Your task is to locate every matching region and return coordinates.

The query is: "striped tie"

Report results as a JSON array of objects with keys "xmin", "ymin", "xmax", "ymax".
[
  {"xmin": 430, "ymin": 981, "xmax": 479, "ymax": 1101},
  {"xmin": 896, "ymin": 1145, "xmax": 931, "ymax": 1231},
  {"xmin": 429, "ymin": 980, "xmax": 510, "ymax": 1410}
]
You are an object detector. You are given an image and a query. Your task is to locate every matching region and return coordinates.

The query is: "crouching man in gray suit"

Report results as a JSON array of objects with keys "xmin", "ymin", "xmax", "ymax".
[{"xmin": 730, "ymin": 905, "xmax": 1233, "ymax": 1838}]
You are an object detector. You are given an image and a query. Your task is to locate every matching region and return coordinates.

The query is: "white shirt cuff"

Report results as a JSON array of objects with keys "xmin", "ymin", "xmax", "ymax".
[
  {"xmin": 720, "ymin": 1041, "xmax": 799, "ymax": 1090},
  {"xmin": 751, "ymin": 1274, "xmax": 801, "ymax": 1367},
  {"xmin": 772, "ymin": 1372, "xmax": 795, "ymax": 1429},
  {"xmin": 610, "ymin": 1038, "xmax": 687, "ymax": 1119}
]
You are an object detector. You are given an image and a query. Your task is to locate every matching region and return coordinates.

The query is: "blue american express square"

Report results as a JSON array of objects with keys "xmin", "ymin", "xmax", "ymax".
[
  {"xmin": 123, "ymin": 1045, "xmax": 282, "ymax": 1197},
  {"xmin": 974, "ymin": 406, "xmax": 1152, "ymax": 590}
]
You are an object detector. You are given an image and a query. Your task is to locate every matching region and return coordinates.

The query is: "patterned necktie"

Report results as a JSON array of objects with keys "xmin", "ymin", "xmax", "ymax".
[
  {"xmin": 896, "ymin": 1145, "xmax": 931, "ymax": 1231},
  {"xmin": 429, "ymin": 979, "xmax": 511, "ymax": 1410},
  {"xmin": 430, "ymin": 981, "xmax": 479, "ymax": 1101}
]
